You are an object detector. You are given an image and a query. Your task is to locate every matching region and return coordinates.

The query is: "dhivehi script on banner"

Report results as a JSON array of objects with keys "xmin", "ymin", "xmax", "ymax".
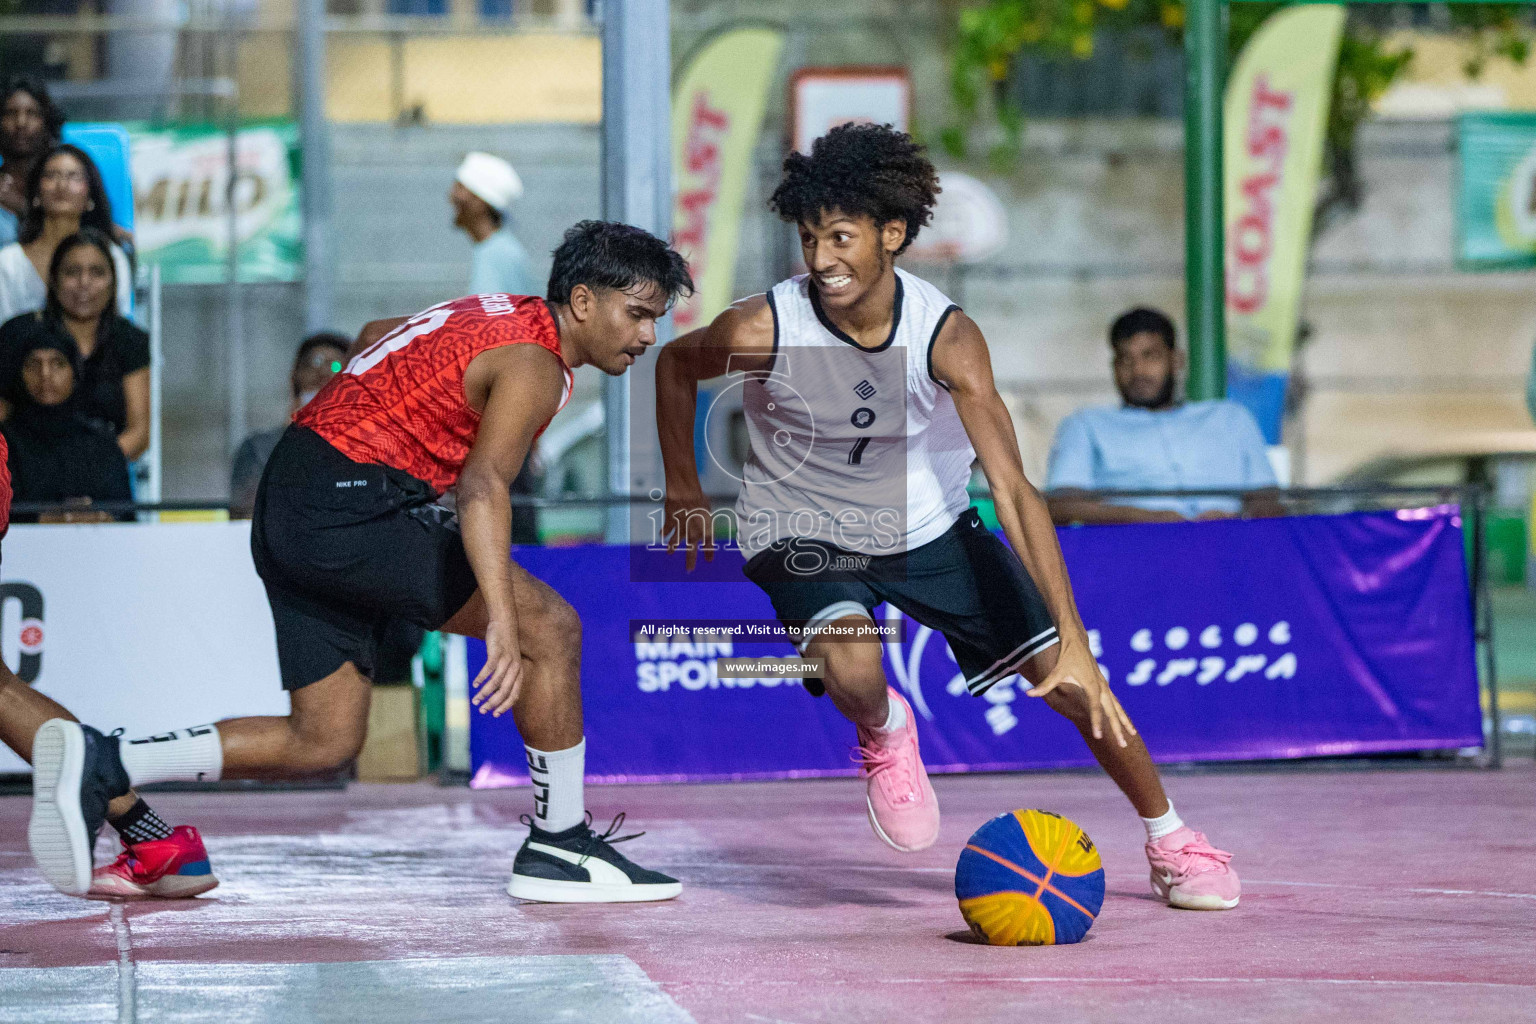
[
  {"xmin": 128, "ymin": 121, "xmax": 302, "ymax": 284},
  {"xmin": 469, "ymin": 508, "xmax": 1481, "ymax": 786},
  {"xmin": 0, "ymin": 523, "xmax": 288, "ymax": 774}
]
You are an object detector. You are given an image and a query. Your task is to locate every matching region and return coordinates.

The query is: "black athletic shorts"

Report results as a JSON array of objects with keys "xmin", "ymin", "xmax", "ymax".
[
  {"xmin": 251, "ymin": 426, "xmax": 477, "ymax": 690},
  {"xmin": 742, "ymin": 507, "xmax": 1059, "ymax": 696}
]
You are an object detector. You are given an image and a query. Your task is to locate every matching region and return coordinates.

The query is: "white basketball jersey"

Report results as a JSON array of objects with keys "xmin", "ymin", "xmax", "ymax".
[{"xmin": 735, "ymin": 268, "xmax": 975, "ymax": 557}]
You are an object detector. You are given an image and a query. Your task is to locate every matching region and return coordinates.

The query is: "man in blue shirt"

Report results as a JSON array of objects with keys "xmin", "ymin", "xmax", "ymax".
[
  {"xmin": 450, "ymin": 151, "xmax": 539, "ymax": 297},
  {"xmin": 1047, "ymin": 307, "xmax": 1280, "ymax": 524}
]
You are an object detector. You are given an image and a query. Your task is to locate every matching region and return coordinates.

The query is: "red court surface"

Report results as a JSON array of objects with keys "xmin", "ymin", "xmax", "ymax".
[{"xmin": 2, "ymin": 765, "xmax": 1533, "ymax": 1023}]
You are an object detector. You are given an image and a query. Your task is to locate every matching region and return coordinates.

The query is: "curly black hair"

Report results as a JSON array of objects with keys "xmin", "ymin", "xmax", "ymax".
[{"xmin": 768, "ymin": 123, "xmax": 940, "ymax": 255}]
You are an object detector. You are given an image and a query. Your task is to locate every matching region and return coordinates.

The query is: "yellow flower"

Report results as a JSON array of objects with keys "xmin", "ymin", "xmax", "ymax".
[
  {"xmin": 1073, "ymin": 1, "xmax": 1094, "ymax": 22},
  {"xmin": 1099, "ymin": 0, "xmax": 1129, "ymax": 9},
  {"xmin": 988, "ymin": 58, "xmax": 1010, "ymax": 80},
  {"xmin": 1160, "ymin": 3, "xmax": 1185, "ymax": 29},
  {"xmin": 1072, "ymin": 33, "xmax": 1094, "ymax": 58}
]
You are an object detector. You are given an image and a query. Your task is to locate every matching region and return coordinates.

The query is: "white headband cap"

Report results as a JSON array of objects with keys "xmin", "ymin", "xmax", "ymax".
[{"xmin": 455, "ymin": 152, "xmax": 523, "ymax": 211}]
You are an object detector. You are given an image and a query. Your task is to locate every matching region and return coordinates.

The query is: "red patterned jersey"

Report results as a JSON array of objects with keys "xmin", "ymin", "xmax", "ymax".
[
  {"xmin": 296, "ymin": 294, "xmax": 572, "ymax": 494},
  {"xmin": 0, "ymin": 432, "xmax": 10, "ymax": 540}
]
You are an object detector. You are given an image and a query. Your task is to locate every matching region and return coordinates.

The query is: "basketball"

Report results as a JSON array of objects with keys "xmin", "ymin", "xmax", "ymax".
[{"xmin": 955, "ymin": 810, "xmax": 1106, "ymax": 946}]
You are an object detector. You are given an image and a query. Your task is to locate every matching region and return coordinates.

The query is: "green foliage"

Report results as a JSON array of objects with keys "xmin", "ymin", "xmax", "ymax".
[{"xmin": 947, "ymin": 1, "xmax": 1531, "ymax": 221}]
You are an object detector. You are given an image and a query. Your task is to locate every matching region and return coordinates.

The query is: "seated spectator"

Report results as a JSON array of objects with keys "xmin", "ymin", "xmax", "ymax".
[
  {"xmin": 451, "ymin": 152, "xmax": 539, "ymax": 297},
  {"xmin": 227, "ymin": 329, "xmax": 421, "ymax": 681},
  {"xmin": 0, "ymin": 228, "xmax": 149, "ymax": 459},
  {"xmin": 0, "ymin": 78, "xmax": 64, "ymax": 248},
  {"xmin": 1046, "ymin": 307, "xmax": 1280, "ymax": 525},
  {"xmin": 229, "ymin": 331, "xmax": 350, "ymax": 517},
  {"xmin": 2, "ymin": 331, "xmax": 131, "ymax": 521},
  {"xmin": 0, "ymin": 144, "xmax": 132, "ymax": 325}
]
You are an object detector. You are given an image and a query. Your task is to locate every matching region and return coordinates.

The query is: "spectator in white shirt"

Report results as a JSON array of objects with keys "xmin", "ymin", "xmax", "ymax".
[
  {"xmin": 451, "ymin": 151, "xmax": 538, "ymax": 297},
  {"xmin": 0, "ymin": 144, "xmax": 131, "ymax": 325}
]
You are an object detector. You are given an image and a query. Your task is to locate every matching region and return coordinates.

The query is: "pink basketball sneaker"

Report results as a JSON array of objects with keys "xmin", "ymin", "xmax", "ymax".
[
  {"xmin": 1146, "ymin": 826, "xmax": 1239, "ymax": 910},
  {"xmin": 89, "ymin": 826, "xmax": 220, "ymax": 900},
  {"xmin": 855, "ymin": 689, "xmax": 939, "ymax": 853}
]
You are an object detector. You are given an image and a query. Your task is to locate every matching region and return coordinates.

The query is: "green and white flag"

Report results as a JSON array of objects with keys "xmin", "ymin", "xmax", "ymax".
[{"xmin": 1458, "ymin": 112, "xmax": 1536, "ymax": 269}]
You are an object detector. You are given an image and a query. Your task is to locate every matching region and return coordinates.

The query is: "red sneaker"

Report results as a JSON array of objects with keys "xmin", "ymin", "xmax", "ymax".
[{"xmin": 89, "ymin": 826, "xmax": 220, "ymax": 900}]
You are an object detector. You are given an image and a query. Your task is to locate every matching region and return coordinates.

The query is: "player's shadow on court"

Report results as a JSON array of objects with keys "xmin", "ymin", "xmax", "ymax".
[
  {"xmin": 944, "ymin": 929, "xmax": 1098, "ymax": 946},
  {"xmin": 710, "ymin": 846, "xmax": 950, "ymax": 909},
  {"xmin": 111, "ymin": 897, "xmax": 222, "ymax": 915}
]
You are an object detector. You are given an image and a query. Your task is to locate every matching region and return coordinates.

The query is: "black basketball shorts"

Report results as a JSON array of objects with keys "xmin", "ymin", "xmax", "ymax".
[
  {"xmin": 251, "ymin": 426, "xmax": 478, "ymax": 690},
  {"xmin": 742, "ymin": 507, "xmax": 1060, "ymax": 696}
]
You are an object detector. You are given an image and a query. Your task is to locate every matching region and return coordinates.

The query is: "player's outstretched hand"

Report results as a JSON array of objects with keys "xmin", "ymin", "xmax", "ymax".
[
  {"xmin": 1027, "ymin": 639, "xmax": 1136, "ymax": 748},
  {"xmin": 663, "ymin": 487, "xmax": 716, "ymax": 573},
  {"xmin": 473, "ymin": 617, "xmax": 524, "ymax": 717}
]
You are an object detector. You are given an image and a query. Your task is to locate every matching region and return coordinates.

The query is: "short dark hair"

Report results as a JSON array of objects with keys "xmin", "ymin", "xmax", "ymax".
[
  {"xmin": 295, "ymin": 331, "xmax": 350, "ymax": 370},
  {"xmin": 769, "ymin": 123, "xmax": 940, "ymax": 255},
  {"xmin": 1, "ymin": 77, "xmax": 65, "ymax": 144},
  {"xmin": 1109, "ymin": 307, "xmax": 1177, "ymax": 351},
  {"xmin": 20, "ymin": 144, "xmax": 116, "ymax": 245},
  {"xmin": 546, "ymin": 220, "xmax": 693, "ymax": 308},
  {"xmin": 45, "ymin": 228, "xmax": 118, "ymax": 324}
]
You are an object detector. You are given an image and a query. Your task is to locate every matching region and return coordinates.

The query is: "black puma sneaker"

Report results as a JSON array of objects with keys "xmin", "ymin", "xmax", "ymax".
[
  {"xmin": 29, "ymin": 720, "xmax": 132, "ymax": 896},
  {"xmin": 507, "ymin": 813, "xmax": 681, "ymax": 903}
]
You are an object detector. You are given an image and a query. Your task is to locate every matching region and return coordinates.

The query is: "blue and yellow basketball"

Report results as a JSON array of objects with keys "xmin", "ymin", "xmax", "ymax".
[{"xmin": 955, "ymin": 809, "xmax": 1105, "ymax": 946}]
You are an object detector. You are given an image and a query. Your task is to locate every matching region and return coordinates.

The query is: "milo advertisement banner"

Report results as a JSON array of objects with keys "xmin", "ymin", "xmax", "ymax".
[
  {"xmin": 128, "ymin": 121, "xmax": 302, "ymax": 283},
  {"xmin": 1458, "ymin": 112, "xmax": 1536, "ymax": 269}
]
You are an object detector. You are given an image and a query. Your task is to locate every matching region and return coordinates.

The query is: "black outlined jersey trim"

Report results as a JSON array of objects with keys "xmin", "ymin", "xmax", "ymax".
[
  {"xmin": 762, "ymin": 288, "xmax": 780, "ymax": 376},
  {"xmin": 808, "ymin": 275, "xmax": 904, "ymax": 353},
  {"xmin": 927, "ymin": 304, "xmax": 961, "ymax": 391}
]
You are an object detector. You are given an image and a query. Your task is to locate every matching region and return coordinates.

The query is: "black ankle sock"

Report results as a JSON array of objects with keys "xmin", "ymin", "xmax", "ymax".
[{"xmin": 108, "ymin": 798, "xmax": 174, "ymax": 845}]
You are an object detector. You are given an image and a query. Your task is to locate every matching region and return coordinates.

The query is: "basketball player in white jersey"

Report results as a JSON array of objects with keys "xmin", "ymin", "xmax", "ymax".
[{"xmin": 656, "ymin": 124, "xmax": 1239, "ymax": 910}]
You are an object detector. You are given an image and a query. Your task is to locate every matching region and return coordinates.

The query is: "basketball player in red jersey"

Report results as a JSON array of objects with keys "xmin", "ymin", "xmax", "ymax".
[
  {"xmin": 27, "ymin": 221, "xmax": 695, "ymax": 903},
  {"xmin": 0, "ymin": 436, "xmax": 221, "ymax": 899}
]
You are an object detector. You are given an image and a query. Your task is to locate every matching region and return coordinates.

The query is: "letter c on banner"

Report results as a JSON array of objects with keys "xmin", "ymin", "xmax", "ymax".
[{"xmin": 0, "ymin": 582, "xmax": 44, "ymax": 683}]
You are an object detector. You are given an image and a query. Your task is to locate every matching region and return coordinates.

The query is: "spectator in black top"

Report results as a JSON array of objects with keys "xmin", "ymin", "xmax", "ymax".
[
  {"xmin": 229, "ymin": 331, "xmax": 350, "ymax": 517},
  {"xmin": 2, "ymin": 330, "xmax": 131, "ymax": 520},
  {"xmin": 0, "ymin": 228, "xmax": 150, "ymax": 459}
]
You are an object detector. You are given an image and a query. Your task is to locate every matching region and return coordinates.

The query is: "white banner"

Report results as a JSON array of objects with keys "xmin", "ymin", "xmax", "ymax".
[{"xmin": 0, "ymin": 523, "xmax": 288, "ymax": 774}]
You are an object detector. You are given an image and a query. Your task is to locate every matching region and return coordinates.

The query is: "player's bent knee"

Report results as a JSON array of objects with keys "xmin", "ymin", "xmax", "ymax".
[
  {"xmin": 819, "ymin": 644, "xmax": 887, "ymax": 706},
  {"xmin": 523, "ymin": 597, "xmax": 580, "ymax": 663},
  {"xmin": 287, "ymin": 726, "xmax": 367, "ymax": 774},
  {"xmin": 1042, "ymin": 683, "xmax": 1091, "ymax": 724}
]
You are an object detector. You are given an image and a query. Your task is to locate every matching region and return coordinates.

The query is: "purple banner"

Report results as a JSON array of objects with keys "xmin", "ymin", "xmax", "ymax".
[{"xmin": 469, "ymin": 508, "xmax": 1481, "ymax": 787}]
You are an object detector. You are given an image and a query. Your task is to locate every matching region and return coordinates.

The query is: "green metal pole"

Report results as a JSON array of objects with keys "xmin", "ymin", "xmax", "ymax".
[{"xmin": 1184, "ymin": 0, "xmax": 1226, "ymax": 400}]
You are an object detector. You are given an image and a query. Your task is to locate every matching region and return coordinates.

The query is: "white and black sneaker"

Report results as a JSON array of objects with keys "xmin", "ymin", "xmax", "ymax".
[
  {"xmin": 29, "ymin": 720, "xmax": 132, "ymax": 896},
  {"xmin": 507, "ymin": 813, "xmax": 681, "ymax": 903}
]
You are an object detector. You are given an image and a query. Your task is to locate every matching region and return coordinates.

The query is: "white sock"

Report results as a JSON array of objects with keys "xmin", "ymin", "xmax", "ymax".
[
  {"xmin": 874, "ymin": 694, "xmax": 908, "ymax": 734},
  {"xmin": 526, "ymin": 739, "xmax": 585, "ymax": 833},
  {"xmin": 1141, "ymin": 802, "xmax": 1184, "ymax": 843},
  {"xmin": 118, "ymin": 725, "xmax": 224, "ymax": 786}
]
